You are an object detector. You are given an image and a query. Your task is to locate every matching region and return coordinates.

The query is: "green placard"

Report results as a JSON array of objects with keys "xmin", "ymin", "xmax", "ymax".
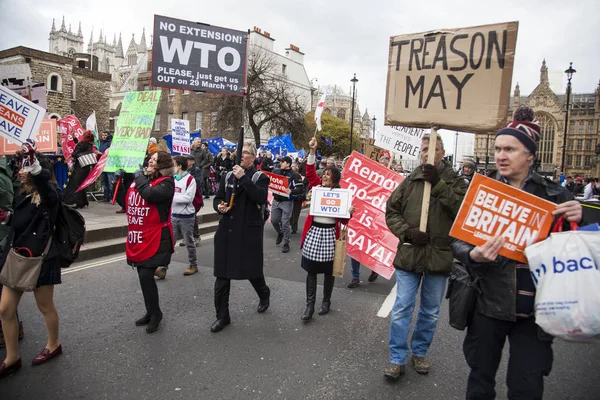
[{"xmin": 104, "ymin": 90, "xmax": 161, "ymax": 173}]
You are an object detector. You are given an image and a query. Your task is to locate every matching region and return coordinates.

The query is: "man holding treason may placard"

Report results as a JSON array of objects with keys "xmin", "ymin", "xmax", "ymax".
[
  {"xmin": 384, "ymin": 134, "xmax": 467, "ymax": 379},
  {"xmin": 452, "ymin": 106, "xmax": 583, "ymax": 399}
]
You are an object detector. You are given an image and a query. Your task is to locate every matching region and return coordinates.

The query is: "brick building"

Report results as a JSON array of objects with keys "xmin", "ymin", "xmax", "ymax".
[{"xmin": 0, "ymin": 46, "xmax": 111, "ymax": 131}]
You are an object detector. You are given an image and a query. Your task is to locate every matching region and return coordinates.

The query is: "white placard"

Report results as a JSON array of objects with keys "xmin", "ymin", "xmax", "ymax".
[
  {"xmin": 309, "ymin": 187, "xmax": 352, "ymax": 218},
  {"xmin": 375, "ymin": 126, "xmax": 427, "ymax": 160},
  {"xmin": 171, "ymin": 118, "xmax": 190, "ymax": 154},
  {"xmin": 0, "ymin": 85, "xmax": 45, "ymax": 145}
]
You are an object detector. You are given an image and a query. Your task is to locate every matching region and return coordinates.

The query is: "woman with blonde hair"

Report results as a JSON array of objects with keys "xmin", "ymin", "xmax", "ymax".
[{"xmin": 0, "ymin": 144, "xmax": 63, "ymax": 378}]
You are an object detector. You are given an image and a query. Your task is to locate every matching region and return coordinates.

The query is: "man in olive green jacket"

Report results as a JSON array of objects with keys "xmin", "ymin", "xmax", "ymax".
[{"xmin": 383, "ymin": 135, "xmax": 466, "ymax": 380}]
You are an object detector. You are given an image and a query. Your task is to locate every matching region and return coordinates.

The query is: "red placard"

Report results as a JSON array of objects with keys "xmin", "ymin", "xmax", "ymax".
[
  {"xmin": 0, "ymin": 119, "xmax": 57, "ymax": 155},
  {"xmin": 449, "ymin": 174, "xmax": 557, "ymax": 263},
  {"xmin": 340, "ymin": 152, "xmax": 405, "ymax": 280},
  {"xmin": 76, "ymin": 148, "xmax": 108, "ymax": 192},
  {"xmin": 58, "ymin": 115, "xmax": 84, "ymax": 161},
  {"xmin": 262, "ymin": 171, "xmax": 290, "ymax": 197}
]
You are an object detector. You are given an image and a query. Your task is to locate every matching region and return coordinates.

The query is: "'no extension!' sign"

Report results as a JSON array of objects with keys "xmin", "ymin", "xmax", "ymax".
[{"xmin": 152, "ymin": 15, "xmax": 247, "ymax": 96}]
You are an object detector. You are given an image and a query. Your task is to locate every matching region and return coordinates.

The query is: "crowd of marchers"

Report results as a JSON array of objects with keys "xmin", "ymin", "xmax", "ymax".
[{"xmin": 0, "ymin": 106, "xmax": 595, "ymax": 400}]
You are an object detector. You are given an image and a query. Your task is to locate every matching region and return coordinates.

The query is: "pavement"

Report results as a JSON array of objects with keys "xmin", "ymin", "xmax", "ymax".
[{"xmin": 1, "ymin": 210, "xmax": 599, "ymax": 399}]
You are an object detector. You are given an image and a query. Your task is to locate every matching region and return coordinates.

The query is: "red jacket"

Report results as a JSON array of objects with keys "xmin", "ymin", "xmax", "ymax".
[{"xmin": 300, "ymin": 159, "xmax": 350, "ymax": 248}]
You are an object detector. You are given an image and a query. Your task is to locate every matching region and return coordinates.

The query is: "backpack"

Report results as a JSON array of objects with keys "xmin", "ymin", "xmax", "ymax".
[
  {"xmin": 186, "ymin": 174, "xmax": 204, "ymax": 212},
  {"xmin": 226, "ymin": 171, "xmax": 270, "ymax": 224},
  {"xmin": 54, "ymin": 203, "xmax": 86, "ymax": 268}
]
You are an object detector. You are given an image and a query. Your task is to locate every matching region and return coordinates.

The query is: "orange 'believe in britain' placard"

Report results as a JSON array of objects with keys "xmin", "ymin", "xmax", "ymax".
[{"xmin": 450, "ymin": 174, "xmax": 557, "ymax": 263}]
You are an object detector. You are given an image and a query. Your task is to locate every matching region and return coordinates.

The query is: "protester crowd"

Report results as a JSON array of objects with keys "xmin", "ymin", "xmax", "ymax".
[{"xmin": 1, "ymin": 106, "xmax": 597, "ymax": 400}]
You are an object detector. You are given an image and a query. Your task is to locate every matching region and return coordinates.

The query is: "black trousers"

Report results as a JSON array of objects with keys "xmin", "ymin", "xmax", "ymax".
[
  {"xmin": 137, "ymin": 267, "xmax": 161, "ymax": 316},
  {"xmin": 464, "ymin": 312, "xmax": 553, "ymax": 400},
  {"xmin": 214, "ymin": 276, "xmax": 270, "ymax": 320},
  {"xmin": 290, "ymin": 199, "xmax": 303, "ymax": 232}
]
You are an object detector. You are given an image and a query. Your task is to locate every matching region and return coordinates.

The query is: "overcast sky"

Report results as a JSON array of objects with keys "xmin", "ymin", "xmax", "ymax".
[{"xmin": 1, "ymin": 0, "xmax": 598, "ymax": 148}]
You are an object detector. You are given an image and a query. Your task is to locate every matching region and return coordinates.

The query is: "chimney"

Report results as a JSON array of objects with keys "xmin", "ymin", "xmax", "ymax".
[
  {"xmin": 249, "ymin": 26, "xmax": 274, "ymax": 51},
  {"xmin": 285, "ymin": 43, "xmax": 304, "ymax": 65}
]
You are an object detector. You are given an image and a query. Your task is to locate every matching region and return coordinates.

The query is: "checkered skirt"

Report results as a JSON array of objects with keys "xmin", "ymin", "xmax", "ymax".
[{"xmin": 302, "ymin": 223, "xmax": 336, "ymax": 262}]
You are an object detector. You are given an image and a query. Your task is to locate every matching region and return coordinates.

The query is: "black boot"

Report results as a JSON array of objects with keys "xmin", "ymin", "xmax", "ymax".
[
  {"xmin": 135, "ymin": 314, "xmax": 151, "ymax": 326},
  {"xmin": 146, "ymin": 311, "xmax": 163, "ymax": 333},
  {"xmin": 319, "ymin": 275, "xmax": 335, "ymax": 315},
  {"xmin": 301, "ymin": 275, "xmax": 317, "ymax": 322},
  {"xmin": 257, "ymin": 286, "xmax": 270, "ymax": 313}
]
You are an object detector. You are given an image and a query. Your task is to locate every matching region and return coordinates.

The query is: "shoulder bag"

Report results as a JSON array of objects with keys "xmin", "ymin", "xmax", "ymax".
[
  {"xmin": 446, "ymin": 260, "xmax": 482, "ymax": 331},
  {"xmin": 0, "ymin": 237, "xmax": 52, "ymax": 292}
]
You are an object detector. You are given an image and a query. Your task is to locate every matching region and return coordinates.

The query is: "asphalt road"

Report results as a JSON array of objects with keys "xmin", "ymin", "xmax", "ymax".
[{"xmin": 1, "ymin": 210, "xmax": 599, "ymax": 399}]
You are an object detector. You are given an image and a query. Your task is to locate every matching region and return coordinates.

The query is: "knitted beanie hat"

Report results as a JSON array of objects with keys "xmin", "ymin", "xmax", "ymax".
[{"xmin": 495, "ymin": 106, "xmax": 541, "ymax": 154}]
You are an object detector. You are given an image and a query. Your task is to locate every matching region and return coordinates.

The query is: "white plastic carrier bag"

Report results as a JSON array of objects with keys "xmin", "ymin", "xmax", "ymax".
[{"xmin": 525, "ymin": 222, "xmax": 600, "ymax": 342}]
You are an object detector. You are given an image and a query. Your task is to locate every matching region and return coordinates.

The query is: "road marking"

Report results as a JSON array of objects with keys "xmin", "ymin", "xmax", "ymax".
[
  {"xmin": 377, "ymin": 283, "xmax": 396, "ymax": 318},
  {"xmin": 63, "ymin": 232, "xmax": 215, "ymax": 274},
  {"xmin": 62, "ymin": 256, "xmax": 126, "ymax": 274}
]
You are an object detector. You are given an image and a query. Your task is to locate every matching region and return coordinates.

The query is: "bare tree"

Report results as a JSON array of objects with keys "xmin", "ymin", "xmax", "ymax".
[{"xmin": 209, "ymin": 48, "xmax": 309, "ymax": 145}]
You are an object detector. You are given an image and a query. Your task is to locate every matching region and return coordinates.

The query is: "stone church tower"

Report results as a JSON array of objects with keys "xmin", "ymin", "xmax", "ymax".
[{"xmin": 48, "ymin": 16, "xmax": 83, "ymax": 57}]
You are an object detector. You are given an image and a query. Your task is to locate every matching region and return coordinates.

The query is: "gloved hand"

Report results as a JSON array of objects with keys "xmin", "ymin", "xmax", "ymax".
[
  {"xmin": 406, "ymin": 227, "xmax": 430, "ymax": 246},
  {"xmin": 133, "ymin": 169, "xmax": 145, "ymax": 180},
  {"xmin": 21, "ymin": 142, "xmax": 36, "ymax": 165},
  {"xmin": 22, "ymin": 159, "xmax": 41, "ymax": 175},
  {"xmin": 422, "ymin": 164, "xmax": 440, "ymax": 186}
]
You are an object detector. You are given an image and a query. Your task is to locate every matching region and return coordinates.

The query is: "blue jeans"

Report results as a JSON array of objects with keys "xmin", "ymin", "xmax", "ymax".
[
  {"xmin": 389, "ymin": 269, "xmax": 447, "ymax": 365},
  {"xmin": 100, "ymin": 171, "xmax": 114, "ymax": 201},
  {"xmin": 351, "ymin": 257, "xmax": 361, "ymax": 279}
]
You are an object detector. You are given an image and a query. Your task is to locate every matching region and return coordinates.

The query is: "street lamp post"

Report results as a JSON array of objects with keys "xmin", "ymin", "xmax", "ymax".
[
  {"xmin": 349, "ymin": 73, "xmax": 358, "ymax": 155},
  {"xmin": 454, "ymin": 131, "xmax": 458, "ymax": 169},
  {"xmin": 560, "ymin": 62, "xmax": 576, "ymax": 176},
  {"xmin": 372, "ymin": 116, "xmax": 376, "ymax": 139}
]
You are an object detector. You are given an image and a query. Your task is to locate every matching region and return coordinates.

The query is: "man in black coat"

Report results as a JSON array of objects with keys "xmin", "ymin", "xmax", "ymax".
[{"xmin": 211, "ymin": 142, "xmax": 271, "ymax": 333}]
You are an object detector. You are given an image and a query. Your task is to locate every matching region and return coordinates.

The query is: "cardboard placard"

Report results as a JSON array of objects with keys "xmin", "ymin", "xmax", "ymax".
[
  {"xmin": 449, "ymin": 174, "xmax": 557, "ymax": 263},
  {"xmin": 262, "ymin": 171, "xmax": 290, "ymax": 197},
  {"xmin": 385, "ymin": 21, "xmax": 518, "ymax": 133},
  {"xmin": 104, "ymin": 90, "xmax": 161, "ymax": 173},
  {"xmin": 0, "ymin": 85, "xmax": 45, "ymax": 146},
  {"xmin": 341, "ymin": 152, "xmax": 405, "ymax": 280},
  {"xmin": 0, "ymin": 119, "xmax": 56, "ymax": 155},
  {"xmin": 309, "ymin": 187, "xmax": 352, "ymax": 219},
  {"xmin": 363, "ymin": 138, "xmax": 389, "ymax": 163}
]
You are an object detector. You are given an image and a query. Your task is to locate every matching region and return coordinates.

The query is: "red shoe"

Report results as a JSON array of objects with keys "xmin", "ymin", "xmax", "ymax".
[
  {"xmin": 0, "ymin": 358, "xmax": 22, "ymax": 379},
  {"xmin": 32, "ymin": 345, "xmax": 63, "ymax": 366}
]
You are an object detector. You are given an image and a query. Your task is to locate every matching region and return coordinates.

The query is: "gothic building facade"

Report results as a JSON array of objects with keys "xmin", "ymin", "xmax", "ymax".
[
  {"xmin": 311, "ymin": 85, "xmax": 374, "ymax": 144},
  {"xmin": 473, "ymin": 60, "xmax": 600, "ymax": 178},
  {"xmin": 48, "ymin": 17, "xmax": 150, "ymax": 130}
]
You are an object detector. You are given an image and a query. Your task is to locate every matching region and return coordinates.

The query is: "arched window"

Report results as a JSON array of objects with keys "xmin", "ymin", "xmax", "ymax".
[
  {"xmin": 535, "ymin": 112, "xmax": 557, "ymax": 165},
  {"xmin": 337, "ymin": 109, "xmax": 346, "ymax": 120},
  {"xmin": 71, "ymin": 79, "xmax": 76, "ymax": 100},
  {"xmin": 68, "ymin": 48, "xmax": 75, "ymax": 58},
  {"xmin": 48, "ymin": 113, "xmax": 61, "ymax": 119},
  {"xmin": 47, "ymin": 73, "xmax": 62, "ymax": 92}
]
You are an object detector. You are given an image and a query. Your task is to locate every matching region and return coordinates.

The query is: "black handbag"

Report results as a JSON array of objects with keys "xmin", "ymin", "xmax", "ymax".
[{"xmin": 446, "ymin": 261, "xmax": 482, "ymax": 331}]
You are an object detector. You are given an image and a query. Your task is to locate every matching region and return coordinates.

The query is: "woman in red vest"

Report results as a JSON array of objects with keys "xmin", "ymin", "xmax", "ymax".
[
  {"xmin": 126, "ymin": 151, "xmax": 175, "ymax": 333},
  {"xmin": 300, "ymin": 137, "xmax": 354, "ymax": 322}
]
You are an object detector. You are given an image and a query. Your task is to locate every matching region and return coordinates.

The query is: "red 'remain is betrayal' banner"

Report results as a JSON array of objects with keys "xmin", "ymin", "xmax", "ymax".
[{"xmin": 340, "ymin": 152, "xmax": 405, "ymax": 280}]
